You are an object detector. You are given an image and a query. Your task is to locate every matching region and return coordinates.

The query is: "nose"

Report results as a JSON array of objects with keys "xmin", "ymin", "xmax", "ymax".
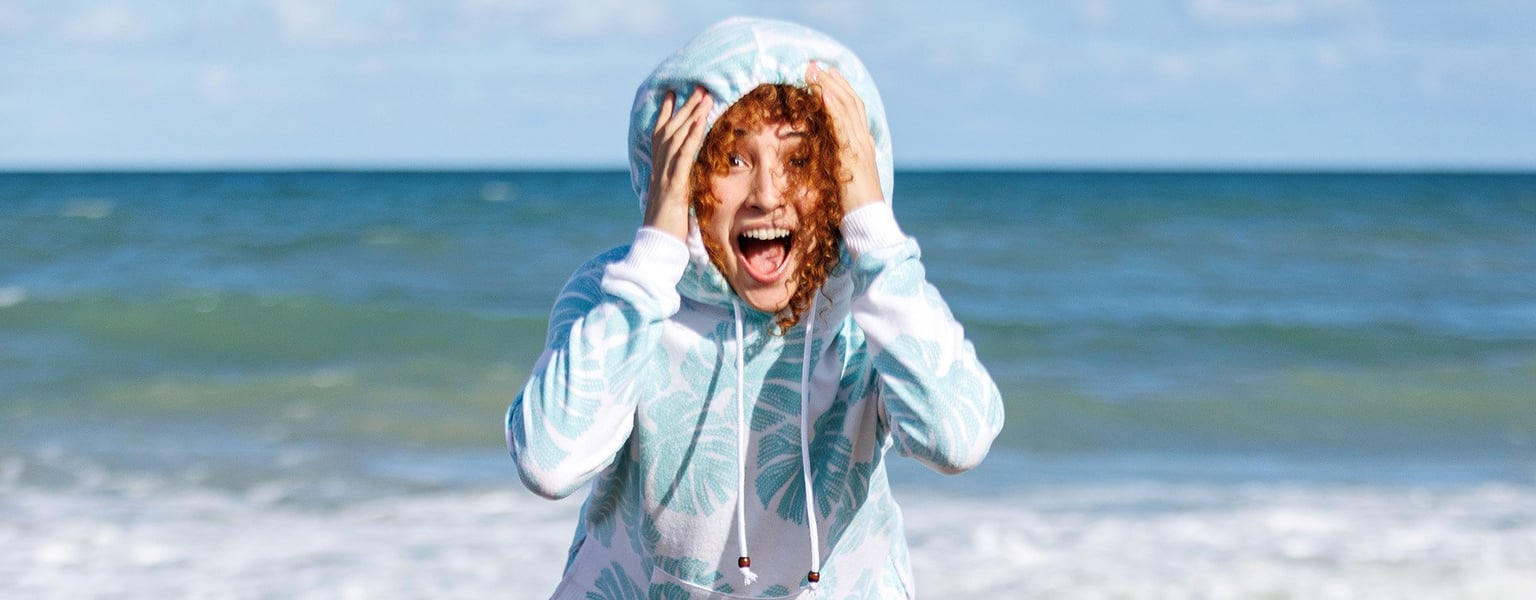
[{"xmin": 748, "ymin": 164, "xmax": 787, "ymax": 212}]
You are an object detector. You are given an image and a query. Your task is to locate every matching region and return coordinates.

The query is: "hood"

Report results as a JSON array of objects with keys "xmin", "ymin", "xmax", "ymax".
[{"xmin": 626, "ymin": 16, "xmax": 895, "ymax": 313}]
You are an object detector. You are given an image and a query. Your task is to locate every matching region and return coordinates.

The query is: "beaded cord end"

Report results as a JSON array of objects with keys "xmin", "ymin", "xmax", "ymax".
[{"xmin": 738, "ymin": 557, "xmax": 757, "ymax": 586}]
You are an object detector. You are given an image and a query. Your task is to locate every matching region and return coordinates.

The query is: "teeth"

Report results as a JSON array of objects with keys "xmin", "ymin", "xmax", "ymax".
[{"xmin": 741, "ymin": 227, "xmax": 791, "ymax": 240}]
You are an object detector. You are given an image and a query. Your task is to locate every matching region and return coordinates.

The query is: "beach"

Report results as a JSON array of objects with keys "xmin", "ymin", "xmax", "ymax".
[{"xmin": 3, "ymin": 170, "xmax": 1535, "ymax": 598}]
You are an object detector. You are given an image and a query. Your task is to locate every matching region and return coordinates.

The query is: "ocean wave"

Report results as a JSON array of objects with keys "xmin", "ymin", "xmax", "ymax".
[
  {"xmin": 3, "ymin": 449, "xmax": 1533, "ymax": 599},
  {"xmin": 0, "ymin": 292, "xmax": 547, "ymax": 366}
]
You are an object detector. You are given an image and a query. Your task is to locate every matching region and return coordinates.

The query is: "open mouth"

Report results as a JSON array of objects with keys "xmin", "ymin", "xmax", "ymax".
[{"xmin": 737, "ymin": 227, "xmax": 794, "ymax": 283}]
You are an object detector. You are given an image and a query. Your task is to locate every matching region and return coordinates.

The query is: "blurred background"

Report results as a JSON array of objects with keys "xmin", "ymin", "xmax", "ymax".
[{"xmin": 3, "ymin": 1, "xmax": 1535, "ymax": 598}]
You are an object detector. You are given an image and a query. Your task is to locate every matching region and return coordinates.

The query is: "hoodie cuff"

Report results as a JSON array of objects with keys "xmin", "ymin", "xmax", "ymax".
[
  {"xmin": 601, "ymin": 227, "xmax": 690, "ymax": 318},
  {"xmin": 841, "ymin": 202, "xmax": 906, "ymax": 258}
]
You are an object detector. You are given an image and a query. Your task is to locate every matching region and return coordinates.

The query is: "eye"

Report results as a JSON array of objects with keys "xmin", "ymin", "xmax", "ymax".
[
  {"xmin": 727, "ymin": 154, "xmax": 746, "ymax": 167},
  {"xmin": 787, "ymin": 156, "xmax": 808, "ymax": 168}
]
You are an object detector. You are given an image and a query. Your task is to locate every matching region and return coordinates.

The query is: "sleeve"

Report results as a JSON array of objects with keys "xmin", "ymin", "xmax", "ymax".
[
  {"xmin": 506, "ymin": 227, "xmax": 689, "ymax": 499},
  {"xmin": 842, "ymin": 202, "xmax": 1006, "ymax": 474}
]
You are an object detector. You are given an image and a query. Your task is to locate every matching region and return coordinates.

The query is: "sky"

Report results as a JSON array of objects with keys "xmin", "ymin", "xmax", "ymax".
[{"xmin": 1, "ymin": 0, "xmax": 1533, "ymax": 170}]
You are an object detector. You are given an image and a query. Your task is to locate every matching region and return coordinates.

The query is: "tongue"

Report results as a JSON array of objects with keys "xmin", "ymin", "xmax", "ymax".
[{"xmin": 740, "ymin": 237, "xmax": 788, "ymax": 279}]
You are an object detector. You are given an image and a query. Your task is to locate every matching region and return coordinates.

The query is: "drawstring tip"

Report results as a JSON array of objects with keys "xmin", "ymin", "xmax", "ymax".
[
  {"xmin": 738, "ymin": 557, "xmax": 757, "ymax": 586},
  {"xmin": 803, "ymin": 571, "xmax": 820, "ymax": 593}
]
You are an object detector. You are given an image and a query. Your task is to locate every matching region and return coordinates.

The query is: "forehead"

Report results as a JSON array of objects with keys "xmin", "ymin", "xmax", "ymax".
[{"xmin": 729, "ymin": 121, "xmax": 805, "ymax": 143}]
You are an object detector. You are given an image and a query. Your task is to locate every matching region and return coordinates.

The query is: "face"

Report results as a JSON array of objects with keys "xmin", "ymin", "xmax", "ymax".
[{"xmin": 699, "ymin": 121, "xmax": 812, "ymax": 314}]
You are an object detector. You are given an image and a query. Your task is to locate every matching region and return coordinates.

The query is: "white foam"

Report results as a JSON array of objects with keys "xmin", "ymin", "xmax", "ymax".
[
  {"xmin": 3, "ymin": 464, "xmax": 1535, "ymax": 598},
  {"xmin": 899, "ymin": 481, "xmax": 1536, "ymax": 598},
  {"xmin": 61, "ymin": 198, "xmax": 115, "ymax": 219},
  {"xmin": 0, "ymin": 285, "xmax": 25, "ymax": 308}
]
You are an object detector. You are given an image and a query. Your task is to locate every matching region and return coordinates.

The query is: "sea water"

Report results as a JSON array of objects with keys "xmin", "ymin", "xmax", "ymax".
[{"xmin": 3, "ymin": 170, "xmax": 1534, "ymax": 598}]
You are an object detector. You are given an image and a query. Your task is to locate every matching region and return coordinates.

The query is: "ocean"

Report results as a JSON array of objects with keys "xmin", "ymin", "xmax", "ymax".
[{"xmin": 3, "ymin": 170, "xmax": 1534, "ymax": 598}]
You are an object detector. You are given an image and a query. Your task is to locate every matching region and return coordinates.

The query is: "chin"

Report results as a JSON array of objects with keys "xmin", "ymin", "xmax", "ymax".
[{"xmin": 735, "ymin": 285, "xmax": 795, "ymax": 314}]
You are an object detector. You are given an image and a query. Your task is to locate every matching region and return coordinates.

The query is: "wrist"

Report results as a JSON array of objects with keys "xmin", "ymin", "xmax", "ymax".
[{"xmin": 643, "ymin": 204, "xmax": 691, "ymax": 242}]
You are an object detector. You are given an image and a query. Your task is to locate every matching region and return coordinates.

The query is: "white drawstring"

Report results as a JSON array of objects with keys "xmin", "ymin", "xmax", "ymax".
[
  {"xmin": 799, "ymin": 294, "xmax": 822, "ymax": 592},
  {"xmin": 731, "ymin": 299, "xmax": 758, "ymax": 587},
  {"xmin": 729, "ymin": 295, "xmax": 823, "ymax": 593}
]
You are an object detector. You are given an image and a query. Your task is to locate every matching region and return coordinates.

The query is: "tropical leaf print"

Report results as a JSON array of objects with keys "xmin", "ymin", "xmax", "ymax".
[
  {"xmin": 753, "ymin": 418, "xmax": 808, "ymax": 523},
  {"xmin": 644, "ymin": 389, "xmax": 734, "ymax": 517},
  {"xmin": 749, "ymin": 330, "xmax": 815, "ymax": 524},
  {"xmin": 873, "ymin": 335, "xmax": 986, "ymax": 468},
  {"xmin": 871, "ymin": 257, "xmax": 924, "ymax": 299},
  {"xmin": 587, "ymin": 452, "xmax": 632, "ymax": 547},
  {"xmin": 652, "ymin": 554, "xmax": 722, "ymax": 589},
  {"xmin": 646, "ymin": 582, "xmax": 689, "ymax": 600},
  {"xmin": 588, "ymin": 561, "xmax": 644, "ymax": 600},
  {"xmin": 640, "ymin": 322, "xmax": 738, "ymax": 518}
]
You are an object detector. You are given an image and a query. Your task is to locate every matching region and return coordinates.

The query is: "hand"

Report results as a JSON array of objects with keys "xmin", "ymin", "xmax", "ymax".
[
  {"xmin": 645, "ymin": 87, "xmax": 713, "ymax": 241},
  {"xmin": 809, "ymin": 63, "xmax": 884, "ymax": 213}
]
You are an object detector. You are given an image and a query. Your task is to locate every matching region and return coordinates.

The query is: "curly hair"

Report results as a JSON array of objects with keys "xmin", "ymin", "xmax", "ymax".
[{"xmin": 689, "ymin": 83, "xmax": 844, "ymax": 332}]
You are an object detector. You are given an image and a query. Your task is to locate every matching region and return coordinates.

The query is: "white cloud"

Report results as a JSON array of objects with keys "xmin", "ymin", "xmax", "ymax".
[
  {"xmin": 801, "ymin": 0, "xmax": 872, "ymax": 33},
  {"xmin": 1153, "ymin": 53, "xmax": 1195, "ymax": 80},
  {"xmin": 1188, "ymin": 0, "xmax": 1302, "ymax": 27},
  {"xmin": 65, "ymin": 2, "xmax": 148, "ymax": 43},
  {"xmin": 1312, "ymin": 43, "xmax": 1347, "ymax": 69},
  {"xmin": 1076, "ymin": 0, "xmax": 1116, "ymax": 27},
  {"xmin": 459, "ymin": 0, "xmax": 669, "ymax": 39},
  {"xmin": 545, "ymin": 0, "xmax": 666, "ymax": 38},
  {"xmin": 265, "ymin": 0, "xmax": 368, "ymax": 45},
  {"xmin": 0, "ymin": 1, "xmax": 30, "ymax": 33},
  {"xmin": 1187, "ymin": 0, "xmax": 1379, "ymax": 29}
]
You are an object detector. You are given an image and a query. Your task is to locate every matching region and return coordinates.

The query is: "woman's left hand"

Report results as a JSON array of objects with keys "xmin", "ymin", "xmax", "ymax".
[{"xmin": 809, "ymin": 63, "xmax": 884, "ymax": 214}]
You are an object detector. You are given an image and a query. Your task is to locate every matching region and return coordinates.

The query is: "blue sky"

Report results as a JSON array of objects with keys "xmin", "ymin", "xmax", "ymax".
[{"xmin": 1, "ymin": 0, "xmax": 1533, "ymax": 170}]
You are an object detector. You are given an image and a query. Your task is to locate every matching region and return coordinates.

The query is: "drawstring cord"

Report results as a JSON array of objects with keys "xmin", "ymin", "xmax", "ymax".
[
  {"xmin": 731, "ymin": 300, "xmax": 758, "ymax": 586},
  {"xmin": 730, "ymin": 295, "xmax": 822, "ymax": 593},
  {"xmin": 799, "ymin": 294, "xmax": 822, "ymax": 592}
]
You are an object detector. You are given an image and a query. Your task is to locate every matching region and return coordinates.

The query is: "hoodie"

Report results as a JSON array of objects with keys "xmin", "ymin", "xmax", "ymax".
[{"xmin": 507, "ymin": 17, "xmax": 1004, "ymax": 599}]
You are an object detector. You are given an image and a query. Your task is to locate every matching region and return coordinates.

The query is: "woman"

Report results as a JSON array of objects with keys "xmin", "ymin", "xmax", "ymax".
[{"xmin": 508, "ymin": 17, "xmax": 1003, "ymax": 599}]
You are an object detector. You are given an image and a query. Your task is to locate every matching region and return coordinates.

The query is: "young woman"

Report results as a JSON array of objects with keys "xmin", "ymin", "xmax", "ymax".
[{"xmin": 508, "ymin": 17, "xmax": 1004, "ymax": 599}]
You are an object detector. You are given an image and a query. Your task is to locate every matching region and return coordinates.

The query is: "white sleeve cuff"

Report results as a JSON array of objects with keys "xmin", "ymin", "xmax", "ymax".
[
  {"xmin": 841, "ymin": 202, "xmax": 906, "ymax": 257},
  {"xmin": 600, "ymin": 227, "xmax": 690, "ymax": 317},
  {"xmin": 628, "ymin": 227, "xmax": 690, "ymax": 274}
]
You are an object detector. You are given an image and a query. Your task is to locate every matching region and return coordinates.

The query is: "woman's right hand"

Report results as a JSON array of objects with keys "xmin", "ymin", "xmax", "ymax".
[{"xmin": 644, "ymin": 86, "xmax": 713, "ymax": 241}]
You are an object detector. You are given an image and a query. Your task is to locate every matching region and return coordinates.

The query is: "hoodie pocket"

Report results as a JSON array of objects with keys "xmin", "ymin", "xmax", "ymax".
[{"xmin": 649, "ymin": 565, "xmax": 805, "ymax": 600}]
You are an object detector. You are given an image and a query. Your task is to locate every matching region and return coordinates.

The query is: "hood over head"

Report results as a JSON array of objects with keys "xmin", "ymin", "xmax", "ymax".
[{"xmin": 627, "ymin": 16, "xmax": 894, "ymax": 312}]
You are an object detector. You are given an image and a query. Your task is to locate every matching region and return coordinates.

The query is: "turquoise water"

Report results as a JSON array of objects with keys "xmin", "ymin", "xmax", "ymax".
[
  {"xmin": 4, "ymin": 170, "xmax": 1533, "ymax": 458},
  {"xmin": 3, "ymin": 170, "xmax": 1536, "ymax": 597}
]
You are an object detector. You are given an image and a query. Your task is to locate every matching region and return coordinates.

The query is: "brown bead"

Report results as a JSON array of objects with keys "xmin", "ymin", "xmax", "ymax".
[
  {"xmin": 738, "ymin": 557, "xmax": 751, "ymax": 568},
  {"xmin": 807, "ymin": 571, "xmax": 821, "ymax": 583}
]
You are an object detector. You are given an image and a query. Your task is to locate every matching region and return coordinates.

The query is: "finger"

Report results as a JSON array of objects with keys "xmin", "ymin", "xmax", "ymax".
[
  {"xmin": 676, "ymin": 96, "xmax": 712, "ymax": 159},
  {"xmin": 662, "ymin": 86, "xmax": 709, "ymax": 140},
  {"xmin": 822, "ymin": 67, "xmax": 862, "ymax": 114},
  {"xmin": 658, "ymin": 94, "xmax": 710, "ymax": 179},
  {"xmin": 819, "ymin": 67, "xmax": 870, "ymax": 137},
  {"xmin": 808, "ymin": 64, "xmax": 853, "ymax": 122},
  {"xmin": 655, "ymin": 91, "xmax": 676, "ymax": 134}
]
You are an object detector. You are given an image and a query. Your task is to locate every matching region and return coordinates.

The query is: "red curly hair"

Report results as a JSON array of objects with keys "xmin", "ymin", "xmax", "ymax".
[{"xmin": 690, "ymin": 83, "xmax": 844, "ymax": 332}]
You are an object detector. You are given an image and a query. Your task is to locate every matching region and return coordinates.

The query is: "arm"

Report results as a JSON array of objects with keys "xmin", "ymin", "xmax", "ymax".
[
  {"xmin": 508, "ymin": 87, "xmax": 711, "ymax": 499},
  {"xmin": 507, "ymin": 231, "xmax": 689, "ymax": 499},
  {"xmin": 844, "ymin": 203, "xmax": 1005, "ymax": 474},
  {"xmin": 813, "ymin": 62, "xmax": 1003, "ymax": 473}
]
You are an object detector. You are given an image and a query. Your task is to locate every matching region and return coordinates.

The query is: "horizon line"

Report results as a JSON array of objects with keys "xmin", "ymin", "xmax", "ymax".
[{"xmin": 4, "ymin": 162, "xmax": 1535, "ymax": 176}]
